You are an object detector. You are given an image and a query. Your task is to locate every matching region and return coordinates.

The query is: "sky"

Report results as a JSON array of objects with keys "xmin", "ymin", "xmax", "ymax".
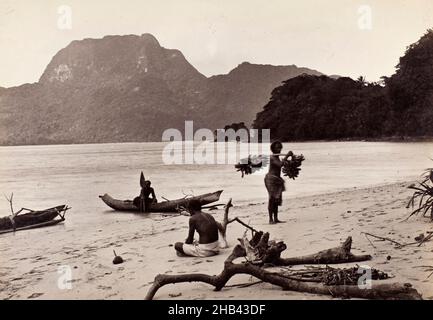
[{"xmin": 0, "ymin": 0, "xmax": 432, "ymax": 87}]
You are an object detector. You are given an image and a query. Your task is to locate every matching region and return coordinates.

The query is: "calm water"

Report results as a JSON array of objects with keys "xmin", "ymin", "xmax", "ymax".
[{"xmin": 0, "ymin": 142, "xmax": 432, "ymax": 226}]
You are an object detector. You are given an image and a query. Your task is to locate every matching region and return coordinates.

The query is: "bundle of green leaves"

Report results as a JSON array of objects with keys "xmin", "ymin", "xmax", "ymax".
[{"xmin": 282, "ymin": 154, "xmax": 305, "ymax": 180}]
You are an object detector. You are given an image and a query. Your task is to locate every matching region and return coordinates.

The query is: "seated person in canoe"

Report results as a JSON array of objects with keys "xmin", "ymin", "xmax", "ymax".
[{"xmin": 133, "ymin": 172, "xmax": 157, "ymax": 212}]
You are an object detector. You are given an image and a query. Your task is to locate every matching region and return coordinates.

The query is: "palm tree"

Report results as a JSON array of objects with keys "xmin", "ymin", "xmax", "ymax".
[{"xmin": 357, "ymin": 76, "xmax": 367, "ymax": 86}]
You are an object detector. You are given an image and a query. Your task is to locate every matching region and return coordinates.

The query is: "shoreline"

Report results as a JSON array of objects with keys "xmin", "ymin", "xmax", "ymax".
[
  {"xmin": 1, "ymin": 180, "xmax": 432, "ymax": 300},
  {"xmin": 1, "ymin": 136, "xmax": 433, "ymax": 148},
  {"xmin": 233, "ymin": 178, "xmax": 417, "ymax": 207}
]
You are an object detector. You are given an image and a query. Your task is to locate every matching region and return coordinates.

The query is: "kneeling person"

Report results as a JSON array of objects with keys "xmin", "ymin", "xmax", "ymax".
[{"xmin": 175, "ymin": 200, "xmax": 219, "ymax": 257}]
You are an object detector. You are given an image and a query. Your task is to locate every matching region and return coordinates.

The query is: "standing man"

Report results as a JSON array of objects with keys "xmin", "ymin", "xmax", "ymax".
[
  {"xmin": 174, "ymin": 200, "xmax": 220, "ymax": 257},
  {"xmin": 265, "ymin": 141, "xmax": 292, "ymax": 224}
]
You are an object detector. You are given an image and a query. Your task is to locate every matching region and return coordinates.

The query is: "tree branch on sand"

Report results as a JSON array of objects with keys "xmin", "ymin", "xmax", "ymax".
[
  {"xmin": 145, "ymin": 233, "xmax": 421, "ymax": 300},
  {"xmin": 414, "ymin": 265, "xmax": 433, "ymax": 279},
  {"xmin": 361, "ymin": 231, "xmax": 433, "ymax": 249},
  {"xmin": 215, "ymin": 198, "xmax": 258, "ymax": 248}
]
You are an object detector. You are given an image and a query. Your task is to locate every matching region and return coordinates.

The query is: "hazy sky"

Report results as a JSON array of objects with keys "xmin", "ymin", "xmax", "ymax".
[{"xmin": 0, "ymin": 0, "xmax": 432, "ymax": 87}]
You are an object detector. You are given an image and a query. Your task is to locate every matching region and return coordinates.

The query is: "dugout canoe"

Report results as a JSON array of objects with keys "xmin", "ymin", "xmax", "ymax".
[
  {"xmin": 99, "ymin": 190, "xmax": 223, "ymax": 213},
  {"xmin": 0, "ymin": 205, "xmax": 69, "ymax": 234}
]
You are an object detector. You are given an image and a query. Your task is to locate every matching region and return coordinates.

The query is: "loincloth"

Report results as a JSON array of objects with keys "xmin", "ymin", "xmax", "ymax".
[
  {"xmin": 182, "ymin": 240, "xmax": 220, "ymax": 257},
  {"xmin": 264, "ymin": 174, "xmax": 285, "ymax": 205}
]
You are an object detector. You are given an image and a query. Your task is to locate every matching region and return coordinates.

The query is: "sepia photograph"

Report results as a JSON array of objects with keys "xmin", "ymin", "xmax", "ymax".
[{"xmin": 0, "ymin": 0, "xmax": 433, "ymax": 307}]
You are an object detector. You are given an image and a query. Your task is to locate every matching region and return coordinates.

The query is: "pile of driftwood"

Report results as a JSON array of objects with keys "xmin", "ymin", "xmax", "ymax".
[
  {"xmin": 277, "ymin": 265, "xmax": 389, "ymax": 286},
  {"xmin": 145, "ymin": 200, "xmax": 422, "ymax": 300}
]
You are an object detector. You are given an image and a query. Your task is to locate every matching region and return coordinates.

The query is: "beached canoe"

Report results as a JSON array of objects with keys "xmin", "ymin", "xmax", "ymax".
[
  {"xmin": 0, "ymin": 205, "xmax": 69, "ymax": 234},
  {"xmin": 99, "ymin": 190, "xmax": 223, "ymax": 213}
]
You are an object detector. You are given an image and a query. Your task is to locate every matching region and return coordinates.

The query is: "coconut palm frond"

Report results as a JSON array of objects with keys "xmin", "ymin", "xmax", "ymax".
[{"xmin": 407, "ymin": 167, "xmax": 433, "ymax": 221}]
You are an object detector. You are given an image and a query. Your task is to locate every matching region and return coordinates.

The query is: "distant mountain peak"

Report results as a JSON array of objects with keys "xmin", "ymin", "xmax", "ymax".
[
  {"xmin": 238, "ymin": 61, "xmax": 297, "ymax": 68},
  {"xmin": 227, "ymin": 61, "xmax": 316, "ymax": 76},
  {"xmin": 38, "ymin": 33, "xmax": 203, "ymax": 86},
  {"xmin": 140, "ymin": 33, "xmax": 160, "ymax": 44},
  {"xmin": 1, "ymin": 33, "xmax": 326, "ymax": 145}
]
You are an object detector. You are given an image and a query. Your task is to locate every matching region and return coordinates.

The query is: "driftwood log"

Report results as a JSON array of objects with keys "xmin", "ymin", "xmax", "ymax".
[
  {"xmin": 216, "ymin": 198, "xmax": 371, "ymax": 265},
  {"xmin": 274, "ymin": 236, "xmax": 372, "ymax": 266},
  {"xmin": 145, "ymin": 234, "xmax": 421, "ymax": 300}
]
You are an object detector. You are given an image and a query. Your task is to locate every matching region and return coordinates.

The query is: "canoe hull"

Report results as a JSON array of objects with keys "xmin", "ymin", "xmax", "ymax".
[
  {"xmin": 0, "ymin": 205, "xmax": 68, "ymax": 234},
  {"xmin": 99, "ymin": 190, "xmax": 223, "ymax": 213}
]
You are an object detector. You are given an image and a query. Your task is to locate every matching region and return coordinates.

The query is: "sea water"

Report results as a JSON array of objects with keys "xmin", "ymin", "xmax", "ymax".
[{"xmin": 0, "ymin": 141, "xmax": 432, "ymax": 228}]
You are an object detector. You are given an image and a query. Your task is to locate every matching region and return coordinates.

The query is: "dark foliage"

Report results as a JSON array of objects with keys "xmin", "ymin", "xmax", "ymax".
[
  {"xmin": 282, "ymin": 154, "xmax": 305, "ymax": 179},
  {"xmin": 407, "ymin": 165, "xmax": 433, "ymax": 220},
  {"xmin": 254, "ymin": 75, "xmax": 392, "ymax": 140},
  {"xmin": 215, "ymin": 122, "xmax": 250, "ymax": 142},
  {"xmin": 254, "ymin": 29, "xmax": 433, "ymax": 140}
]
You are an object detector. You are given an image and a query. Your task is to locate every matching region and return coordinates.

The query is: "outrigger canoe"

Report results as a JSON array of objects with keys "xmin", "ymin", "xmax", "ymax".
[
  {"xmin": 99, "ymin": 190, "xmax": 223, "ymax": 213},
  {"xmin": 0, "ymin": 205, "xmax": 69, "ymax": 234}
]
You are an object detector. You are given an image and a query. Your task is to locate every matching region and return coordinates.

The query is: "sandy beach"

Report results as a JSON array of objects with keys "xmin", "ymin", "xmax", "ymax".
[
  {"xmin": 2, "ymin": 0, "xmax": 433, "ymax": 307},
  {"xmin": 1, "ymin": 180, "xmax": 432, "ymax": 300}
]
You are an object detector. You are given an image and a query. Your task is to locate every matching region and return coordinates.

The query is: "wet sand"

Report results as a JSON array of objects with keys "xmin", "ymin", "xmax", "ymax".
[{"xmin": 1, "ymin": 181, "xmax": 432, "ymax": 300}]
